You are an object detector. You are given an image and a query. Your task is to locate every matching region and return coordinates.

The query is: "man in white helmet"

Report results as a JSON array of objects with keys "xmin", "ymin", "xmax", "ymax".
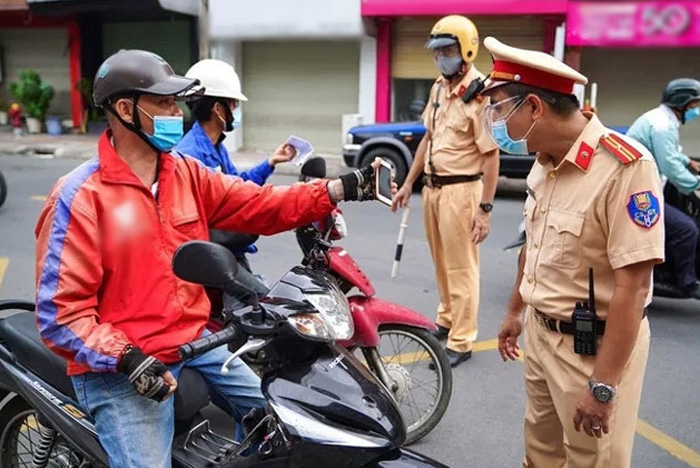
[
  {"xmin": 177, "ymin": 59, "xmax": 295, "ymax": 289},
  {"xmin": 177, "ymin": 59, "xmax": 294, "ymax": 182}
]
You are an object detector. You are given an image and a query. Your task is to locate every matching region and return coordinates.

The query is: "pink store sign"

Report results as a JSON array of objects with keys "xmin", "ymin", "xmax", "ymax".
[{"xmin": 567, "ymin": 1, "xmax": 700, "ymax": 47}]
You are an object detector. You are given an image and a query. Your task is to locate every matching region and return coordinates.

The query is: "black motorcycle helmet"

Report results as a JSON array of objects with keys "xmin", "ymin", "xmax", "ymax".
[
  {"xmin": 662, "ymin": 78, "xmax": 700, "ymax": 124},
  {"xmin": 93, "ymin": 49, "xmax": 201, "ymax": 150}
]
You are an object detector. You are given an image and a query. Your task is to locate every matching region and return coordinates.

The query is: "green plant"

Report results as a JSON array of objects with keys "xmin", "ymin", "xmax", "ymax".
[
  {"xmin": 9, "ymin": 70, "xmax": 54, "ymax": 121},
  {"xmin": 75, "ymin": 77, "xmax": 99, "ymax": 133},
  {"xmin": 0, "ymin": 101, "xmax": 7, "ymax": 113}
]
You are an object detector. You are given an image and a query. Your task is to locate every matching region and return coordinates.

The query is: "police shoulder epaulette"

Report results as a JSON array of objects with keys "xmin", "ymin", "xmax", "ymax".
[{"xmin": 599, "ymin": 134, "xmax": 643, "ymax": 165}]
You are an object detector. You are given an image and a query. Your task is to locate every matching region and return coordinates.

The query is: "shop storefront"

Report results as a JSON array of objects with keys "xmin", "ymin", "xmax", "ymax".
[
  {"xmin": 361, "ymin": 0, "xmax": 569, "ymax": 122},
  {"xmin": 569, "ymin": 1, "xmax": 700, "ymax": 148}
]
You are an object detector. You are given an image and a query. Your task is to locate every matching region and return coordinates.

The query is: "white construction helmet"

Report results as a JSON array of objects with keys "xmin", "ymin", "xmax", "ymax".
[{"xmin": 185, "ymin": 59, "xmax": 248, "ymax": 102}]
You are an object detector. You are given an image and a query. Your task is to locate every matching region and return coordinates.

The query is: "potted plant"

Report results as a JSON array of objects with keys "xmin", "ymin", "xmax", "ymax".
[
  {"xmin": 10, "ymin": 70, "xmax": 54, "ymax": 134},
  {"xmin": 0, "ymin": 101, "xmax": 8, "ymax": 126}
]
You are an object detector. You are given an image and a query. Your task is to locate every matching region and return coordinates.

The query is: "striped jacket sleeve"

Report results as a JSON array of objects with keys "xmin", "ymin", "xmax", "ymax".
[{"xmin": 34, "ymin": 160, "xmax": 129, "ymax": 373}]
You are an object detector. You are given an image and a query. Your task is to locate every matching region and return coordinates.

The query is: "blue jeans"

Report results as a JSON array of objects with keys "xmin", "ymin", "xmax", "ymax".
[{"xmin": 71, "ymin": 342, "xmax": 266, "ymax": 468}]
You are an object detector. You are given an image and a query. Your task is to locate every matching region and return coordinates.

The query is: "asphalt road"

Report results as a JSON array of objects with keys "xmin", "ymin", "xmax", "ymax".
[{"xmin": 0, "ymin": 153, "xmax": 698, "ymax": 467}]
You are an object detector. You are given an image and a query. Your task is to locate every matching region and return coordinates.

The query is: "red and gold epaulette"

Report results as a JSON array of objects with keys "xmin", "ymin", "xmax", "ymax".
[{"xmin": 599, "ymin": 134, "xmax": 643, "ymax": 165}]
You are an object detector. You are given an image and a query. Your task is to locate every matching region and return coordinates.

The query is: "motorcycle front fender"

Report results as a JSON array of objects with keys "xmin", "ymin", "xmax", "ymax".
[
  {"xmin": 365, "ymin": 447, "xmax": 451, "ymax": 467},
  {"xmin": 343, "ymin": 296, "xmax": 435, "ymax": 348}
]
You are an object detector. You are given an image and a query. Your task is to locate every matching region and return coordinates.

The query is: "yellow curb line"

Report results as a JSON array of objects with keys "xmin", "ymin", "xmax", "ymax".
[
  {"xmin": 636, "ymin": 419, "xmax": 700, "ymax": 467},
  {"xmin": 0, "ymin": 257, "xmax": 9, "ymax": 296}
]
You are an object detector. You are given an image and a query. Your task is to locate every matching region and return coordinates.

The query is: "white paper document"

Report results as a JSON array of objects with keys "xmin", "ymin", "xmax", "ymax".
[{"xmin": 285, "ymin": 135, "xmax": 314, "ymax": 166}]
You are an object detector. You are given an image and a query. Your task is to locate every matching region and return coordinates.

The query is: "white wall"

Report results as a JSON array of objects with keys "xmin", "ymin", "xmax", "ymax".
[
  {"xmin": 209, "ymin": 0, "xmax": 364, "ymax": 40},
  {"xmin": 358, "ymin": 35, "xmax": 377, "ymax": 125}
]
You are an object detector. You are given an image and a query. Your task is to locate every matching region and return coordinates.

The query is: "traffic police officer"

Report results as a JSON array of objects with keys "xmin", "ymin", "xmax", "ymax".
[
  {"xmin": 392, "ymin": 16, "xmax": 499, "ymax": 367},
  {"xmin": 486, "ymin": 38, "xmax": 664, "ymax": 467},
  {"xmin": 627, "ymin": 78, "xmax": 700, "ymax": 299}
]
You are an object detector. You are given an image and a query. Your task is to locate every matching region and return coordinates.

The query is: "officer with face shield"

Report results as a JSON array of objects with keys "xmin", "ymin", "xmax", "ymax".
[
  {"xmin": 392, "ymin": 15, "xmax": 500, "ymax": 367},
  {"xmin": 484, "ymin": 38, "xmax": 664, "ymax": 467}
]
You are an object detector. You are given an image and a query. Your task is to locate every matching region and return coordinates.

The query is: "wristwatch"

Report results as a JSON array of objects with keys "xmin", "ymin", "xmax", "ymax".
[
  {"xmin": 589, "ymin": 379, "xmax": 617, "ymax": 404},
  {"xmin": 479, "ymin": 202, "xmax": 494, "ymax": 213}
]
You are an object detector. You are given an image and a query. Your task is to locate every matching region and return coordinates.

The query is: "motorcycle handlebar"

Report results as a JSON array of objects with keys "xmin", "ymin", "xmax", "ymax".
[{"xmin": 179, "ymin": 326, "xmax": 238, "ymax": 361}]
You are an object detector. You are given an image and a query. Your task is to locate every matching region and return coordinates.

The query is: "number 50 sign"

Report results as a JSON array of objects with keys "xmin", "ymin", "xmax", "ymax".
[{"xmin": 567, "ymin": 1, "xmax": 700, "ymax": 47}]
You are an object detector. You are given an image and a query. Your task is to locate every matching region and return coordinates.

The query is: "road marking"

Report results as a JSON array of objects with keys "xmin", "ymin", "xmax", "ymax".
[
  {"xmin": 381, "ymin": 336, "xmax": 699, "ymax": 466},
  {"xmin": 31, "ymin": 195, "xmax": 47, "ymax": 201},
  {"xmin": 0, "ymin": 257, "xmax": 9, "ymax": 295},
  {"xmin": 637, "ymin": 419, "xmax": 700, "ymax": 467}
]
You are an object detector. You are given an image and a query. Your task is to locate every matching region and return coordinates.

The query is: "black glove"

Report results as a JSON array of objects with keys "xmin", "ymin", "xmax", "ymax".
[
  {"xmin": 118, "ymin": 346, "xmax": 171, "ymax": 401},
  {"xmin": 338, "ymin": 164, "xmax": 375, "ymax": 202}
]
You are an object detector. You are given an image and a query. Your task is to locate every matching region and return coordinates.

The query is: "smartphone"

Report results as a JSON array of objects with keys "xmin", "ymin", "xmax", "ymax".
[{"xmin": 375, "ymin": 159, "xmax": 394, "ymax": 207}]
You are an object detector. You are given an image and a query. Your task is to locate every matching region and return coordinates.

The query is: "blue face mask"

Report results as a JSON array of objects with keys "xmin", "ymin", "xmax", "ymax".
[
  {"xmin": 138, "ymin": 106, "xmax": 183, "ymax": 152},
  {"xmin": 489, "ymin": 119, "xmax": 536, "ymax": 156},
  {"xmin": 491, "ymin": 120, "xmax": 529, "ymax": 155},
  {"xmin": 232, "ymin": 107, "xmax": 242, "ymax": 130},
  {"xmin": 486, "ymin": 98, "xmax": 536, "ymax": 156},
  {"xmin": 685, "ymin": 107, "xmax": 700, "ymax": 124}
]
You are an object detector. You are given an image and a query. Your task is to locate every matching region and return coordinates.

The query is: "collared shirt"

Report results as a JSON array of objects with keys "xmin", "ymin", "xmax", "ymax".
[
  {"xmin": 176, "ymin": 121, "xmax": 274, "ymax": 185},
  {"xmin": 627, "ymin": 104, "xmax": 700, "ymax": 194},
  {"xmin": 421, "ymin": 66, "xmax": 498, "ymax": 176},
  {"xmin": 520, "ymin": 114, "xmax": 664, "ymax": 321}
]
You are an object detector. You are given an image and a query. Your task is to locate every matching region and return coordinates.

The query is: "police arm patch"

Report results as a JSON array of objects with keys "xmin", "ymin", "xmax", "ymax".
[{"xmin": 627, "ymin": 191, "xmax": 660, "ymax": 228}]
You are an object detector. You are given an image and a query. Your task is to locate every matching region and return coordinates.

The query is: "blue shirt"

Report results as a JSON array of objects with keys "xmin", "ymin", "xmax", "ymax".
[
  {"xmin": 176, "ymin": 121, "xmax": 274, "ymax": 185},
  {"xmin": 627, "ymin": 105, "xmax": 700, "ymax": 194}
]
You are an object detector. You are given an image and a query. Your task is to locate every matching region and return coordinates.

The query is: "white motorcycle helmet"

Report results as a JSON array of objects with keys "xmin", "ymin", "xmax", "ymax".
[{"xmin": 185, "ymin": 59, "xmax": 248, "ymax": 102}]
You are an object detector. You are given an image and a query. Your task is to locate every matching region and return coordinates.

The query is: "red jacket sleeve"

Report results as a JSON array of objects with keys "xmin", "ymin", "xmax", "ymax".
[
  {"xmin": 35, "ymin": 175, "xmax": 130, "ymax": 373},
  {"xmin": 186, "ymin": 158, "xmax": 337, "ymax": 235}
]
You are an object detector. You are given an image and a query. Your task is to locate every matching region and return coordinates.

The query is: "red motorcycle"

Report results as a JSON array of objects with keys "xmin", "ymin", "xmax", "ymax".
[{"xmin": 291, "ymin": 157, "xmax": 453, "ymax": 444}]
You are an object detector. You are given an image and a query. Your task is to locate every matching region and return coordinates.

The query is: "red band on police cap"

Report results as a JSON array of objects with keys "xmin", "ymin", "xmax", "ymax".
[{"xmin": 491, "ymin": 60, "xmax": 576, "ymax": 95}]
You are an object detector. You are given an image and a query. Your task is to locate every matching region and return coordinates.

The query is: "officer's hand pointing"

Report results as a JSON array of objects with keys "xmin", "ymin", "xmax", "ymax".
[{"xmin": 498, "ymin": 313, "xmax": 522, "ymax": 361}]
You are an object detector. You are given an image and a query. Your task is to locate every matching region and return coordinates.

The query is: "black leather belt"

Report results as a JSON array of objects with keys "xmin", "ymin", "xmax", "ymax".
[
  {"xmin": 423, "ymin": 173, "xmax": 482, "ymax": 189},
  {"xmin": 533, "ymin": 309, "xmax": 648, "ymax": 335}
]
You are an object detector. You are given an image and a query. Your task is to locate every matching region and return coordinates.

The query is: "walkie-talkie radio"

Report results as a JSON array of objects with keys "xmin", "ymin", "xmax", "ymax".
[{"xmin": 573, "ymin": 268, "xmax": 597, "ymax": 356}]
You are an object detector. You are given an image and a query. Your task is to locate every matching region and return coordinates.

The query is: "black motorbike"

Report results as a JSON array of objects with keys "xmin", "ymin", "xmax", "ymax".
[
  {"xmin": 0, "ymin": 167, "xmax": 7, "ymax": 209},
  {"xmin": 0, "ymin": 240, "xmax": 451, "ymax": 467},
  {"xmin": 504, "ymin": 184, "xmax": 700, "ymax": 300}
]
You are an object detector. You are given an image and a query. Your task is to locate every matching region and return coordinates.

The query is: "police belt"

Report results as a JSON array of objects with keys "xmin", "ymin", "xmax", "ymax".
[
  {"xmin": 423, "ymin": 173, "xmax": 482, "ymax": 189},
  {"xmin": 533, "ymin": 308, "xmax": 648, "ymax": 335}
]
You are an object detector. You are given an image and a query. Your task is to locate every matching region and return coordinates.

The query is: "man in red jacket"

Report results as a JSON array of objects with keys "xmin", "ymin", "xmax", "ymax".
[{"xmin": 35, "ymin": 49, "xmax": 382, "ymax": 468}]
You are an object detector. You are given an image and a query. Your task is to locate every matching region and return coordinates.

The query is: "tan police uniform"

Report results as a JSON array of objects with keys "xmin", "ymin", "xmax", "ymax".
[
  {"xmin": 421, "ymin": 65, "xmax": 499, "ymax": 353},
  {"xmin": 483, "ymin": 38, "xmax": 665, "ymax": 468}
]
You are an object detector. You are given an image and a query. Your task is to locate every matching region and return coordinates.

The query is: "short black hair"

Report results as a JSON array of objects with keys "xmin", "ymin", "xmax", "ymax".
[
  {"xmin": 499, "ymin": 83, "xmax": 580, "ymax": 116},
  {"xmin": 188, "ymin": 96, "xmax": 221, "ymax": 122}
]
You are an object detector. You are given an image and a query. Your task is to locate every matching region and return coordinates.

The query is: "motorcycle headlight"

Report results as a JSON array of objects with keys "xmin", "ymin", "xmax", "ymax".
[
  {"xmin": 288, "ymin": 313, "xmax": 333, "ymax": 341},
  {"xmin": 291, "ymin": 285, "xmax": 353, "ymax": 341}
]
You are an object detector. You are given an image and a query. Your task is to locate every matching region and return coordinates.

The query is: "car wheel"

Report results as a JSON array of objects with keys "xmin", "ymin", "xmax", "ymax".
[{"xmin": 361, "ymin": 147, "xmax": 409, "ymax": 187}]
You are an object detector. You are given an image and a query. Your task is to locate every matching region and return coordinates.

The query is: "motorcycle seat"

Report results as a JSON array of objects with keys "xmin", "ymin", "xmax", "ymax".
[
  {"xmin": 0, "ymin": 312, "xmax": 211, "ymax": 427},
  {"xmin": 0, "ymin": 311, "xmax": 76, "ymax": 399}
]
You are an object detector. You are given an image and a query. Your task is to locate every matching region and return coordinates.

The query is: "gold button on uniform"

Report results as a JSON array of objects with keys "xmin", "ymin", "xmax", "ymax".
[{"xmin": 549, "ymin": 172, "xmax": 557, "ymax": 179}]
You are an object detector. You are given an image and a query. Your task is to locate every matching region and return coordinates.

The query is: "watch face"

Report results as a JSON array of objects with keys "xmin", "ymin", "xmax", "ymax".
[
  {"xmin": 593, "ymin": 384, "xmax": 614, "ymax": 403},
  {"xmin": 480, "ymin": 203, "xmax": 493, "ymax": 213}
]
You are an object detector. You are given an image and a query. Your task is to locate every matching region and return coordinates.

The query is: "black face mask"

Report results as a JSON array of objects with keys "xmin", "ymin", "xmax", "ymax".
[{"xmin": 217, "ymin": 100, "xmax": 235, "ymax": 133}]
